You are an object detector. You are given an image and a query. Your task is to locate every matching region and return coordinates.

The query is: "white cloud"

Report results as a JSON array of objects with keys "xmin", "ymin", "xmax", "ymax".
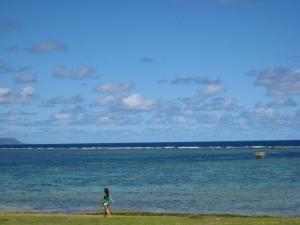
[
  {"xmin": 0, "ymin": 87, "xmax": 13, "ymax": 104},
  {"xmin": 76, "ymin": 67, "xmax": 94, "ymax": 79},
  {"xmin": 52, "ymin": 112, "xmax": 72, "ymax": 120},
  {"xmin": 240, "ymin": 104, "xmax": 282, "ymax": 125},
  {"xmin": 53, "ymin": 66, "xmax": 95, "ymax": 79},
  {"xmin": 250, "ymin": 106, "xmax": 276, "ymax": 118},
  {"xmin": 250, "ymin": 68, "xmax": 300, "ymax": 96},
  {"xmin": 30, "ymin": 41, "xmax": 67, "ymax": 53},
  {"xmin": 97, "ymin": 116, "xmax": 112, "ymax": 123},
  {"xmin": 74, "ymin": 110, "xmax": 144, "ymax": 126},
  {"xmin": 105, "ymin": 111, "xmax": 143, "ymax": 125},
  {"xmin": 168, "ymin": 76, "xmax": 225, "ymax": 97},
  {"xmin": 96, "ymin": 96, "xmax": 117, "ymax": 106},
  {"xmin": 181, "ymin": 94, "xmax": 205, "ymax": 106},
  {"xmin": 18, "ymin": 87, "xmax": 35, "ymax": 104},
  {"xmin": 0, "ymin": 86, "xmax": 35, "ymax": 104},
  {"xmin": 200, "ymin": 97, "xmax": 236, "ymax": 111},
  {"xmin": 122, "ymin": 93, "xmax": 157, "ymax": 110},
  {"xmin": 67, "ymin": 95, "xmax": 85, "ymax": 105},
  {"xmin": 267, "ymin": 97, "xmax": 297, "ymax": 107},
  {"xmin": 15, "ymin": 73, "xmax": 37, "ymax": 83},
  {"xmin": 39, "ymin": 96, "xmax": 61, "ymax": 107},
  {"xmin": 201, "ymin": 83, "xmax": 225, "ymax": 96},
  {"xmin": 0, "ymin": 87, "xmax": 11, "ymax": 96},
  {"xmin": 39, "ymin": 96, "xmax": 86, "ymax": 123},
  {"xmin": 171, "ymin": 77, "xmax": 226, "ymax": 108},
  {"xmin": 20, "ymin": 86, "xmax": 35, "ymax": 97},
  {"xmin": 0, "ymin": 109, "xmax": 36, "ymax": 126},
  {"xmin": 95, "ymin": 81, "xmax": 135, "ymax": 93},
  {"xmin": 175, "ymin": 116, "xmax": 188, "ymax": 123}
]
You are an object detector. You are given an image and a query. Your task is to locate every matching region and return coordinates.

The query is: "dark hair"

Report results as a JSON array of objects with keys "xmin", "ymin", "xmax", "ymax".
[{"xmin": 104, "ymin": 187, "xmax": 110, "ymax": 196}]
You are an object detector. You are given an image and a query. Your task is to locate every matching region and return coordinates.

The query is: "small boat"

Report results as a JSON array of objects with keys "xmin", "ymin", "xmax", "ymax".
[{"xmin": 255, "ymin": 151, "xmax": 266, "ymax": 159}]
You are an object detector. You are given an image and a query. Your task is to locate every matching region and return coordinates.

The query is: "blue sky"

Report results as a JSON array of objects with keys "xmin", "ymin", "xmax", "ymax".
[{"xmin": 0, "ymin": 0, "xmax": 300, "ymax": 144}]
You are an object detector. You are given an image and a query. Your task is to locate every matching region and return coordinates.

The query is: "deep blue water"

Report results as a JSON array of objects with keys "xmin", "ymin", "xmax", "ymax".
[
  {"xmin": 1, "ymin": 140, "xmax": 300, "ymax": 149},
  {"xmin": 0, "ymin": 141, "xmax": 300, "ymax": 216}
]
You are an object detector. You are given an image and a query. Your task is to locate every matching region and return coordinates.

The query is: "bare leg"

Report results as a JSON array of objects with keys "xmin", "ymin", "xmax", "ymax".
[
  {"xmin": 103, "ymin": 206, "xmax": 107, "ymax": 217},
  {"xmin": 104, "ymin": 205, "xmax": 111, "ymax": 217}
]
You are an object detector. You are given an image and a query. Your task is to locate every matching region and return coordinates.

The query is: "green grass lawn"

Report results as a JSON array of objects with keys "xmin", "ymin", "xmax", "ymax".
[{"xmin": 0, "ymin": 212, "xmax": 300, "ymax": 225}]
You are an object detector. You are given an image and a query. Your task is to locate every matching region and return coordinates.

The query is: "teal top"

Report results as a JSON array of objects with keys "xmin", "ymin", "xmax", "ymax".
[{"xmin": 103, "ymin": 194, "xmax": 110, "ymax": 204}]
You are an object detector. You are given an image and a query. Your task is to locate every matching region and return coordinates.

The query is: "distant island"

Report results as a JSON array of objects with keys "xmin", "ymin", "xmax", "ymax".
[{"xmin": 0, "ymin": 138, "xmax": 23, "ymax": 145}]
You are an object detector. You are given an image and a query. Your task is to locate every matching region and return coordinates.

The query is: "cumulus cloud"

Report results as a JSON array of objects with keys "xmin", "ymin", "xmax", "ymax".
[
  {"xmin": 94, "ymin": 97, "xmax": 179, "ymax": 125},
  {"xmin": 96, "ymin": 96, "xmax": 117, "ymax": 106},
  {"xmin": 200, "ymin": 83, "xmax": 225, "ymax": 96},
  {"xmin": 20, "ymin": 86, "xmax": 34, "ymax": 97},
  {"xmin": 53, "ymin": 66, "xmax": 95, "ymax": 79},
  {"xmin": 0, "ymin": 87, "xmax": 11, "ymax": 96},
  {"xmin": 52, "ymin": 112, "xmax": 72, "ymax": 120},
  {"xmin": 1, "ymin": 109, "xmax": 33, "ymax": 118},
  {"xmin": 46, "ymin": 96, "xmax": 86, "ymax": 123},
  {"xmin": 122, "ymin": 93, "xmax": 158, "ymax": 111},
  {"xmin": 267, "ymin": 97, "xmax": 297, "ymax": 108},
  {"xmin": 97, "ymin": 116, "xmax": 115, "ymax": 124},
  {"xmin": 181, "ymin": 94, "xmax": 205, "ymax": 106},
  {"xmin": 238, "ymin": 102, "xmax": 293, "ymax": 127},
  {"xmin": 0, "ymin": 87, "xmax": 12, "ymax": 104},
  {"xmin": 0, "ymin": 61, "xmax": 34, "ymax": 75},
  {"xmin": 95, "ymin": 112, "xmax": 142, "ymax": 125},
  {"xmin": 95, "ymin": 81, "xmax": 135, "ymax": 93},
  {"xmin": 30, "ymin": 41, "xmax": 68, "ymax": 53},
  {"xmin": 242, "ymin": 105, "xmax": 277, "ymax": 121},
  {"xmin": 200, "ymin": 97, "xmax": 236, "ymax": 111},
  {"xmin": 18, "ymin": 87, "xmax": 35, "ymax": 104},
  {"xmin": 0, "ymin": 86, "xmax": 35, "ymax": 104},
  {"xmin": 0, "ymin": 87, "xmax": 13, "ymax": 104},
  {"xmin": 249, "ymin": 68, "xmax": 300, "ymax": 96},
  {"xmin": 0, "ymin": 109, "xmax": 35, "ymax": 126},
  {"xmin": 164, "ymin": 76, "xmax": 226, "ymax": 104},
  {"xmin": 39, "ymin": 96, "xmax": 86, "ymax": 125},
  {"xmin": 39, "ymin": 97, "xmax": 60, "ymax": 108},
  {"xmin": 14, "ymin": 73, "xmax": 37, "ymax": 83},
  {"xmin": 72, "ymin": 109, "xmax": 144, "ymax": 126},
  {"xmin": 68, "ymin": 95, "xmax": 85, "ymax": 105}
]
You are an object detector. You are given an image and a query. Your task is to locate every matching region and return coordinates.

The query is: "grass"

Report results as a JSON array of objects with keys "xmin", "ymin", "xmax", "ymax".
[{"xmin": 0, "ymin": 212, "xmax": 299, "ymax": 225}]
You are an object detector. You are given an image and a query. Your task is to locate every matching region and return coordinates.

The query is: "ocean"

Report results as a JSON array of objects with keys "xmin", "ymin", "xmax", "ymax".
[{"xmin": 0, "ymin": 140, "xmax": 300, "ymax": 216}]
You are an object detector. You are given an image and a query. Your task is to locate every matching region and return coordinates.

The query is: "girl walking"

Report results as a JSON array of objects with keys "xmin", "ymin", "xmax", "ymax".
[{"xmin": 100, "ymin": 187, "xmax": 114, "ymax": 217}]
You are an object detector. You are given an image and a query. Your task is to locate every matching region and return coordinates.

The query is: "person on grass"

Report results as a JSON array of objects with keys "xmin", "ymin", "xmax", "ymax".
[{"xmin": 100, "ymin": 187, "xmax": 114, "ymax": 217}]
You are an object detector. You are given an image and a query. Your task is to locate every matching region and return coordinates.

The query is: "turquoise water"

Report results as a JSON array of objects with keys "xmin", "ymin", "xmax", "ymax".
[{"xmin": 0, "ymin": 147, "xmax": 300, "ymax": 216}]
